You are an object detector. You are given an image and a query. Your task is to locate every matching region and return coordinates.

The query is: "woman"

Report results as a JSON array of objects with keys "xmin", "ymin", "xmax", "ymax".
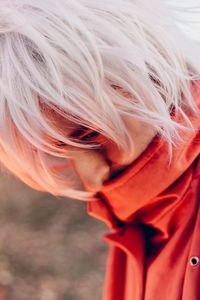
[{"xmin": 0, "ymin": 0, "xmax": 200, "ymax": 299}]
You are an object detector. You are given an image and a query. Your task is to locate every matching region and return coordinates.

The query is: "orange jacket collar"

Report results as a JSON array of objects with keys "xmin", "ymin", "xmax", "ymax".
[{"xmin": 87, "ymin": 81, "xmax": 200, "ymax": 230}]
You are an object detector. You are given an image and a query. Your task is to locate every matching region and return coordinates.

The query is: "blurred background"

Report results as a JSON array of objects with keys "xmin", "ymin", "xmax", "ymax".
[
  {"xmin": 0, "ymin": 172, "xmax": 108, "ymax": 300},
  {"xmin": 0, "ymin": 1, "xmax": 199, "ymax": 300}
]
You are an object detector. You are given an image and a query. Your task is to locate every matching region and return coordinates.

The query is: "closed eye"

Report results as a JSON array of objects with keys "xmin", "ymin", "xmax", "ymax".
[
  {"xmin": 79, "ymin": 130, "xmax": 100, "ymax": 141},
  {"xmin": 69, "ymin": 126, "xmax": 100, "ymax": 141},
  {"xmin": 55, "ymin": 127, "xmax": 100, "ymax": 147}
]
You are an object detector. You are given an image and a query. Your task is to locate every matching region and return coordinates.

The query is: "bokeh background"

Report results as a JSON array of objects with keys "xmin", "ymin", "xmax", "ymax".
[
  {"xmin": 0, "ymin": 1, "xmax": 199, "ymax": 300},
  {"xmin": 0, "ymin": 172, "xmax": 108, "ymax": 300}
]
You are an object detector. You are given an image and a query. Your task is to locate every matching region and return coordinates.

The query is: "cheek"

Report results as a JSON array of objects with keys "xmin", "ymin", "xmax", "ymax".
[
  {"xmin": 69, "ymin": 149, "xmax": 110, "ymax": 192},
  {"xmin": 104, "ymin": 140, "xmax": 135, "ymax": 166}
]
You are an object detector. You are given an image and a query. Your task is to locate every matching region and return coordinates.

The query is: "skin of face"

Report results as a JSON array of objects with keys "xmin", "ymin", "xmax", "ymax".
[
  {"xmin": 44, "ymin": 107, "xmax": 157, "ymax": 193},
  {"xmin": 69, "ymin": 117, "xmax": 157, "ymax": 192}
]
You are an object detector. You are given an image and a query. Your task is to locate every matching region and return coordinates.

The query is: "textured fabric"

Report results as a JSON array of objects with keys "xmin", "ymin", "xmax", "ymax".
[{"xmin": 87, "ymin": 81, "xmax": 200, "ymax": 300}]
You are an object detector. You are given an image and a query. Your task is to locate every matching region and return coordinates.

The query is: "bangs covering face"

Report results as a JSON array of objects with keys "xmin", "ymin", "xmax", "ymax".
[{"xmin": 0, "ymin": 0, "xmax": 200, "ymax": 200}]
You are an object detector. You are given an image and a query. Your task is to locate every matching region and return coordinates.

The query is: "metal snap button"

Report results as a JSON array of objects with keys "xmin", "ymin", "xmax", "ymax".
[{"xmin": 190, "ymin": 256, "xmax": 199, "ymax": 267}]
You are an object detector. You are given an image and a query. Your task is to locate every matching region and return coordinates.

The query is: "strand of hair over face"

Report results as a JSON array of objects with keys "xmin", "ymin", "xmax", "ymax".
[{"xmin": 0, "ymin": 0, "xmax": 200, "ymax": 200}]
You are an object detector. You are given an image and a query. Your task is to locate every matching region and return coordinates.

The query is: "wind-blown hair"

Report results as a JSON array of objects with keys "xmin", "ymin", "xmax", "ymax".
[{"xmin": 0, "ymin": 0, "xmax": 200, "ymax": 200}]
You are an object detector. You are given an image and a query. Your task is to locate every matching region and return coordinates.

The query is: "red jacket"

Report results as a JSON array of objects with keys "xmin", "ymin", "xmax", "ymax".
[{"xmin": 87, "ymin": 82, "xmax": 200, "ymax": 300}]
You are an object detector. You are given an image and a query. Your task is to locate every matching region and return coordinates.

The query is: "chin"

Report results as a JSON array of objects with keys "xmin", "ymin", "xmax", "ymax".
[{"xmin": 110, "ymin": 155, "xmax": 135, "ymax": 170}]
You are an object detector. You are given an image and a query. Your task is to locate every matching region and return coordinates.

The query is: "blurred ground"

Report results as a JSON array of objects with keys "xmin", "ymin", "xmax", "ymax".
[{"xmin": 0, "ymin": 172, "xmax": 108, "ymax": 300}]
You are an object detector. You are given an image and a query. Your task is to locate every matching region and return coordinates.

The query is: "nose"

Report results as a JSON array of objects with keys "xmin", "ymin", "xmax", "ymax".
[{"xmin": 69, "ymin": 149, "xmax": 110, "ymax": 192}]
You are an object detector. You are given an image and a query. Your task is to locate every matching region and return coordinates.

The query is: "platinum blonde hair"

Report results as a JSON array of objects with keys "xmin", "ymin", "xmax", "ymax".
[{"xmin": 0, "ymin": 0, "xmax": 200, "ymax": 200}]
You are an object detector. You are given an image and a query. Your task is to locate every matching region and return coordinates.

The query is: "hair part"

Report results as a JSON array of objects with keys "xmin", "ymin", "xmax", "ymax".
[{"xmin": 0, "ymin": 0, "xmax": 200, "ymax": 200}]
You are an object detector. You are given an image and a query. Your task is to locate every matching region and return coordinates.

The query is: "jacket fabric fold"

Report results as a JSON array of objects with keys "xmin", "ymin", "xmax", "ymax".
[{"xmin": 87, "ymin": 81, "xmax": 200, "ymax": 300}]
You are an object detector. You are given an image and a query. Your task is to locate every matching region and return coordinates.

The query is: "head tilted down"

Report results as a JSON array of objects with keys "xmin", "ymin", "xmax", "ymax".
[{"xmin": 0, "ymin": 0, "xmax": 200, "ymax": 200}]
